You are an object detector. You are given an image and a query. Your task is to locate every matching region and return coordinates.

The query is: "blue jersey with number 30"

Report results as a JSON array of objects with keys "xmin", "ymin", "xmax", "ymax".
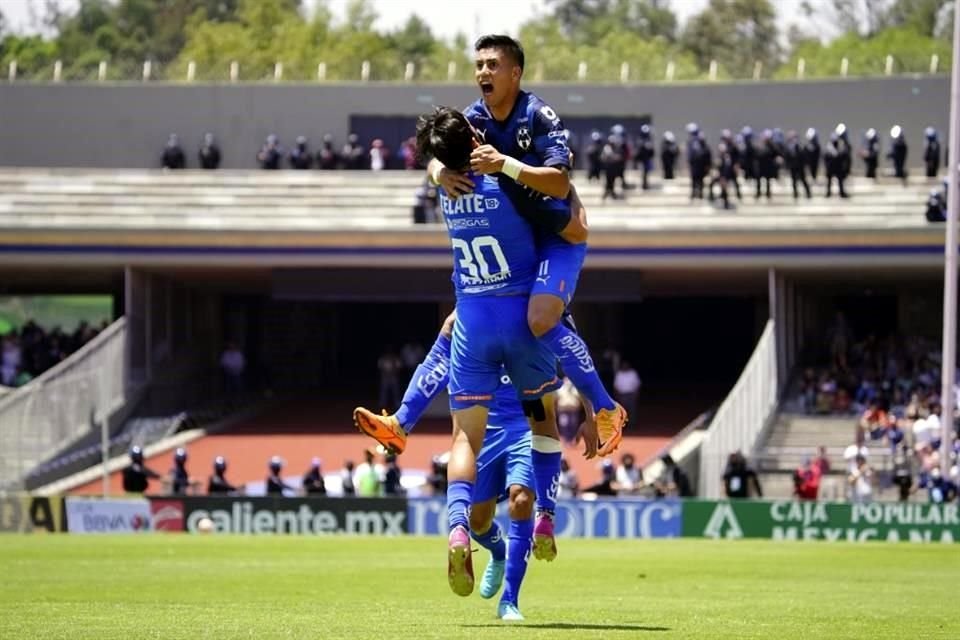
[{"xmin": 440, "ymin": 172, "xmax": 537, "ymax": 299}]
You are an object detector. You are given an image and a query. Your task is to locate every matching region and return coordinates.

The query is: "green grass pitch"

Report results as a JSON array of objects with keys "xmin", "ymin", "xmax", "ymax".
[{"xmin": 1, "ymin": 535, "xmax": 955, "ymax": 639}]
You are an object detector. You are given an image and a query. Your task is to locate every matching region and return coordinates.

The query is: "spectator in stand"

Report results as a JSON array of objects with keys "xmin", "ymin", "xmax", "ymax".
[
  {"xmin": 558, "ymin": 457, "xmax": 578, "ymax": 498},
  {"xmin": 660, "ymin": 131, "xmax": 678, "ymax": 180},
  {"xmin": 266, "ymin": 456, "xmax": 293, "ymax": 495},
  {"xmin": 803, "ymin": 128, "xmax": 821, "ymax": 182},
  {"xmin": 615, "ymin": 453, "xmax": 643, "ymax": 496},
  {"xmin": 824, "ymin": 130, "xmax": 850, "ymax": 198},
  {"xmin": 723, "ymin": 451, "xmax": 763, "ymax": 498},
  {"xmin": 926, "ymin": 466, "xmax": 957, "ymax": 504},
  {"xmin": 785, "ymin": 130, "xmax": 811, "ymax": 200},
  {"xmin": 426, "ymin": 455, "xmax": 448, "ymax": 496},
  {"xmin": 289, "ymin": 136, "xmax": 313, "ymax": 169},
  {"xmin": 860, "ymin": 128, "xmax": 880, "ymax": 179},
  {"xmin": 634, "ymin": 124, "xmax": 655, "ymax": 190},
  {"xmin": 122, "ymin": 446, "xmax": 161, "ymax": 494},
  {"xmin": 655, "ymin": 454, "xmax": 692, "ymax": 498},
  {"xmin": 341, "ymin": 133, "xmax": 365, "ymax": 170},
  {"xmin": 412, "ymin": 179, "xmax": 439, "ymax": 224},
  {"xmin": 257, "ymin": 134, "xmax": 283, "ymax": 170},
  {"xmin": 377, "ymin": 347, "xmax": 403, "ymax": 410},
  {"xmin": 555, "ymin": 377, "xmax": 581, "ymax": 445},
  {"xmin": 220, "ymin": 342, "xmax": 245, "ymax": 397},
  {"xmin": 613, "ymin": 361, "xmax": 641, "ymax": 421},
  {"xmin": 888, "ymin": 125, "xmax": 908, "ymax": 183},
  {"xmin": 207, "ymin": 456, "xmax": 239, "ymax": 494},
  {"xmin": 198, "ymin": 133, "xmax": 221, "ymax": 170},
  {"xmin": 166, "ymin": 447, "xmax": 200, "ymax": 495},
  {"xmin": 848, "ymin": 454, "xmax": 874, "ymax": 503},
  {"xmin": 793, "ymin": 457, "xmax": 821, "ymax": 501},
  {"xmin": 891, "ymin": 444, "xmax": 913, "ymax": 502},
  {"xmin": 755, "ymin": 129, "xmax": 778, "ymax": 200},
  {"xmin": 302, "ymin": 457, "xmax": 326, "ymax": 495},
  {"xmin": 1, "ymin": 334, "xmax": 22, "ymax": 386},
  {"xmin": 355, "ymin": 449, "xmax": 382, "ymax": 497},
  {"xmin": 316, "ymin": 134, "xmax": 339, "ymax": 170},
  {"xmin": 924, "ymin": 127, "xmax": 941, "ymax": 178},
  {"xmin": 686, "ymin": 123, "xmax": 710, "ymax": 200},
  {"xmin": 340, "ymin": 460, "xmax": 356, "ymax": 496},
  {"xmin": 584, "ymin": 131, "xmax": 603, "ymax": 183},
  {"xmin": 383, "ymin": 453, "xmax": 404, "ymax": 496},
  {"xmin": 369, "ymin": 139, "xmax": 389, "ymax": 171},
  {"xmin": 856, "ymin": 399, "xmax": 889, "ymax": 444},
  {"xmin": 813, "ymin": 445, "xmax": 831, "ymax": 475},
  {"xmin": 583, "ymin": 459, "xmax": 618, "ymax": 496},
  {"xmin": 161, "ymin": 133, "xmax": 186, "ymax": 169},
  {"xmin": 400, "ymin": 137, "xmax": 418, "ymax": 170}
]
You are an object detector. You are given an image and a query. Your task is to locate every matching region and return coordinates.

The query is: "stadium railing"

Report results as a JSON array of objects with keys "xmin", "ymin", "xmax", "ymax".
[
  {"xmin": 698, "ymin": 320, "xmax": 778, "ymax": 499},
  {"xmin": 0, "ymin": 318, "xmax": 128, "ymax": 490}
]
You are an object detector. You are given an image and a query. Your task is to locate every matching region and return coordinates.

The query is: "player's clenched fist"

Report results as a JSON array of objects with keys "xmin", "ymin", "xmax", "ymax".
[{"xmin": 470, "ymin": 144, "xmax": 507, "ymax": 175}]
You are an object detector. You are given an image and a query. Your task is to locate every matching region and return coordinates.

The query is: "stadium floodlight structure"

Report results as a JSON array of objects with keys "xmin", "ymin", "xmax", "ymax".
[{"xmin": 941, "ymin": 0, "xmax": 960, "ymax": 477}]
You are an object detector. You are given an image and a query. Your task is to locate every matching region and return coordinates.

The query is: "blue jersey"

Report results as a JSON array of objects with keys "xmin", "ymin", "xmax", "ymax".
[
  {"xmin": 440, "ymin": 172, "xmax": 537, "ymax": 298},
  {"xmin": 464, "ymin": 91, "xmax": 571, "ymax": 234}
]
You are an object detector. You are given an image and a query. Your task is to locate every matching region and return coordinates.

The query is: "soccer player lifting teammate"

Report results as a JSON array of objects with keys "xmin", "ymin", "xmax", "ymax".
[{"xmin": 409, "ymin": 105, "xmax": 585, "ymax": 597}]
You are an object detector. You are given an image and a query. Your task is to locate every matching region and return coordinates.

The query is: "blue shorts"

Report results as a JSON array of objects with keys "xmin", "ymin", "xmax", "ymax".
[
  {"xmin": 473, "ymin": 425, "xmax": 533, "ymax": 504},
  {"xmin": 531, "ymin": 237, "xmax": 587, "ymax": 307},
  {"xmin": 449, "ymin": 295, "xmax": 561, "ymax": 411}
]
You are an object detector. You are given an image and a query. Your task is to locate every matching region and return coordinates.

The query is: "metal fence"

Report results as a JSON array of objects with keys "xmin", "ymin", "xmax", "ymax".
[
  {"xmin": 0, "ymin": 318, "xmax": 128, "ymax": 490},
  {"xmin": 699, "ymin": 320, "xmax": 778, "ymax": 499}
]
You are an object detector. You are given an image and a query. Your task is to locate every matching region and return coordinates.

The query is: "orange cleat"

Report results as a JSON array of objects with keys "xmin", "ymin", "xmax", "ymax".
[
  {"xmin": 596, "ymin": 403, "xmax": 627, "ymax": 457},
  {"xmin": 352, "ymin": 407, "xmax": 407, "ymax": 454}
]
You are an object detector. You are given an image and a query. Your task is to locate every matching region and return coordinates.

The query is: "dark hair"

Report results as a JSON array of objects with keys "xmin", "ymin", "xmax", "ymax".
[
  {"xmin": 474, "ymin": 34, "xmax": 525, "ymax": 72},
  {"xmin": 415, "ymin": 106, "xmax": 474, "ymax": 171}
]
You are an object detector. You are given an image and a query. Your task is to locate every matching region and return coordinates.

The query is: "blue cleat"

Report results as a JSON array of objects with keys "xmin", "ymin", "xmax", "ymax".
[
  {"xmin": 497, "ymin": 602, "xmax": 525, "ymax": 621},
  {"xmin": 479, "ymin": 559, "xmax": 505, "ymax": 599}
]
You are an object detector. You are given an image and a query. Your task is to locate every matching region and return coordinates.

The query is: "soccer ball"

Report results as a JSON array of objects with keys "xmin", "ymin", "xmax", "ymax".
[{"xmin": 197, "ymin": 516, "xmax": 215, "ymax": 534}]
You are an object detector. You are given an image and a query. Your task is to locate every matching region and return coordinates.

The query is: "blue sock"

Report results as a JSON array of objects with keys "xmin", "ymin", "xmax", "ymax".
[
  {"xmin": 540, "ymin": 324, "xmax": 616, "ymax": 412},
  {"xmin": 502, "ymin": 518, "xmax": 533, "ymax": 607},
  {"xmin": 446, "ymin": 480, "xmax": 472, "ymax": 532},
  {"xmin": 395, "ymin": 332, "xmax": 451, "ymax": 433},
  {"xmin": 531, "ymin": 435, "xmax": 561, "ymax": 514},
  {"xmin": 471, "ymin": 522, "xmax": 506, "ymax": 562}
]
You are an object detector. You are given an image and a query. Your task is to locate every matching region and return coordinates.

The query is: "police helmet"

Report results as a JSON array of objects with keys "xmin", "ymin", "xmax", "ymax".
[
  {"xmin": 269, "ymin": 455, "xmax": 283, "ymax": 472},
  {"xmin": 834, "ymin": 123, "xmax": 847, "ymax": 137},
  {"xmin": 214, "ymin": 455, "xmax": 227, "ymax": 472},
  {"xmin": 611, "ymin": 123, "xmax": 625, "ymax": 136},
  {"xmin": 664, "ymin": 131, "xmax": 675, "ymax": 142},
  {"xmin": 806, "ymin": 127, "xmax": 817, "ymax": 140},
  {"xmin": 130, "ymin": 446, "xmax": 144, "ymax": 463},
  {"xmin": 296, "ymin": 135, "xmax": 307, "ymax": 145},
  {"xmin": 741, "ymin": 126, "xmax": 753, "ymax": 137},
  {"xmin": 925, "ymin": 126, "xmax": 937, "ymax": 139},
  {"xmin": 866, "ymin": 128, "xmax": 877, "ymax": 140},
  {"xmin": 890, "ymin": 125, "xmax": 903, "ymax": 139},
  {"xmin": 640, "ymin": 124, "xmax": 651, "ymax": 136},
  {"xmin": 175, "ymin": 447, "xmax": 187, "ymax": 464},
  {"xmin": 590, "ymin": 130, "xmax": 602, "ymax": 142}
]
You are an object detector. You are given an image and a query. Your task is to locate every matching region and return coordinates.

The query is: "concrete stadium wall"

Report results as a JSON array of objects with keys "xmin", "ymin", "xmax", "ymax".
[{"xmin": 0, "ymin": 77, "xmax": 947, "ymax": 169}]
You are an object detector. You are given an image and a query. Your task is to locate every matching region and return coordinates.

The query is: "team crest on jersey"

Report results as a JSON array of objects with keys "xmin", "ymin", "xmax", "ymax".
[{"xmin": 516, "ymin": 127, "xmax": 531, "ymax": 151}]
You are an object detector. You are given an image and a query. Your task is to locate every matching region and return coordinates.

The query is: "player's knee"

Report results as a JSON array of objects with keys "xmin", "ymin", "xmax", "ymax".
[
  {"xmin": 469, "ymin": 510, "xmax": 492, "ymax": 534},
  {"xmin": 527, "ymin": 304, "xmax": 561, "ymax": 338},
  {"xmin": 508, "ymin": 486, "xmax": 534, "ymax": 520}
]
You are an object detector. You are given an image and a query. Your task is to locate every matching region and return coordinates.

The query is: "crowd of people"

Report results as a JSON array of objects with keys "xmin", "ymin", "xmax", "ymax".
[
  {"xmin": 1, "ymin": 320, "xmax": 104, "ymax": 388},
  {"xmin": 580, "ymin": 122, "xmax": 942, "ymax": 206},
  {"xmin": 122, "ymin": 445, "xmax": 409, "ymax": 497},
  {"xmin": 160, "ymin": 132, "xmax": 422, "ymax": 171},
  {"xmin": 558, "ymin": 452, "xmax": 692, "ymax": 499}
]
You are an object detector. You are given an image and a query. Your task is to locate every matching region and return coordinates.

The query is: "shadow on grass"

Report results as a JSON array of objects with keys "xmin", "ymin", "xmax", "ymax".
[{"xmin": 462, "ymin": 623, "xmax": 669, "ymax": 632}]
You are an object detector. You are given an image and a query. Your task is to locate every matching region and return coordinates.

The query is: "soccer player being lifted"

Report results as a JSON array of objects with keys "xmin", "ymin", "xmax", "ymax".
[
  {"xmin": 355, "ymin": 34, "xmax": 626, "ymax": 556},
  {"xmin": 408, "ymin": 106, "xmax": 585, "ymax": 599}
]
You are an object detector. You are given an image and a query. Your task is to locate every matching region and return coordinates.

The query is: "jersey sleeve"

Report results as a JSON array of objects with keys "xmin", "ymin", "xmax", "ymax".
[{"xmin": 531, "ymin": 101, "xmax": 571, "ymax": 170}]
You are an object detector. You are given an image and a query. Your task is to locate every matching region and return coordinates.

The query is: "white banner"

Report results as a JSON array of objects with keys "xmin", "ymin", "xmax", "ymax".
[{"xmin": 65, "ymin": 497, "xmax": 152, "ymax": 534}]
